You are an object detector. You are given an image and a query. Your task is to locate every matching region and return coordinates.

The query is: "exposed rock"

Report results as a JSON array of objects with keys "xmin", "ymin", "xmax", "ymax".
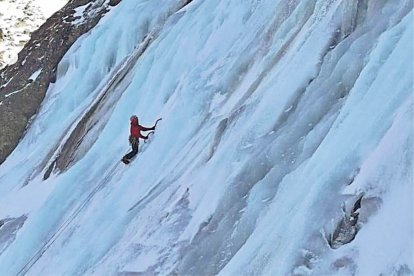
[
  {"xmin": 0, "ymin": 216, "xmax": 27, "ymax": 254},
  {"xmin": 328, "ymin": 195, "xmax": 363, "ymax": 249},
  {"xmin": 109, "ymin": 0, "xmax": 122, "ymax": 7},
  {"xmin": 0, "ymin": 0, "xmax": 121, "ymax": 165}
]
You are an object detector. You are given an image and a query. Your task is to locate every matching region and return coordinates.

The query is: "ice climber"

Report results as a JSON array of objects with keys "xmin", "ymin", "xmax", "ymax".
[{"xmin": 121, "ymin": 115, "xmax": 161, "ymax": 164}]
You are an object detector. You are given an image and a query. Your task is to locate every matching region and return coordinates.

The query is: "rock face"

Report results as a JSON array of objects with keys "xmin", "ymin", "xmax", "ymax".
[{"xmin": 0, "ymin": 0, "xmax": 120, "ymax": 165}]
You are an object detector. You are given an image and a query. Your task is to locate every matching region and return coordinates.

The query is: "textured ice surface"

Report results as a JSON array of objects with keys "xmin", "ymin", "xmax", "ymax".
[{"xmin": 0, "ymin": 0, "xmax": 412, "ymax": 275}]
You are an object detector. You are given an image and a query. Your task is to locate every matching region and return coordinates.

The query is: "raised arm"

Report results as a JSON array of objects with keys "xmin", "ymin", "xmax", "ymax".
[
  {"xmin": 139, "ymin": 133, "xmax": 149, "ymax": 140},
  {"xmin": 139, "ymin": 125, "xmax": 154, "ymax": 131},
  {"xmin": 139, "ymin": 118, "xmax": 162, "ymax": 132}
]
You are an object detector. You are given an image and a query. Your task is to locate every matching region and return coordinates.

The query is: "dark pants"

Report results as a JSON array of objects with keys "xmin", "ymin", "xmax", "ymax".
[{"xmin": 124, "ymin": 141, "xmax": 139, "ymax": 160}]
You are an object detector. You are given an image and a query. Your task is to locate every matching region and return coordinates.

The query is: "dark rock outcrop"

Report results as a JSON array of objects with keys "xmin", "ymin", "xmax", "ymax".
[
  {"xmin": 328, "ymin": 195, "xmax": 363, "ymax": 249},
  {"xmin": 0, "ymin": 216, "xmax": 27, "ymax": 254},
  {"xmin": 109, "ymin": 0, "xmax": 122, "ymax": 6},
  {"xmin": 0, "ymin": 0, "xmax": 121, "ymax": 165}
]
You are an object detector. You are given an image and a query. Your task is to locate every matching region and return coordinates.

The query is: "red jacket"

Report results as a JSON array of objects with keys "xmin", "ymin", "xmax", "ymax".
[{"xmin": 130, "ymin": 117, "xmax": 154, "ymax": 139}]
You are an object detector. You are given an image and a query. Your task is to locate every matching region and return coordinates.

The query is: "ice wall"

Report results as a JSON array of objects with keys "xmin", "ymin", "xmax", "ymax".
[{"xmin": 0, "ymin": 0, "xmax": 412, "ymax": 275}]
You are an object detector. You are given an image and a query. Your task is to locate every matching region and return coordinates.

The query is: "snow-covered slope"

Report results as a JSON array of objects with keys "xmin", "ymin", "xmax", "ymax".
[
  {"xmin": 0, "ymin": 0, "xmax": 412, "ymax": 274},
  {"xmin": 0, "ymin": 0, "xmax": 68, "ymax": 68}
]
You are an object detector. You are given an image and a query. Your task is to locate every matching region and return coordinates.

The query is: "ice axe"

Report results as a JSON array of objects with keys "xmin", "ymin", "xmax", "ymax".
[{"xmin": 144, "ymin": 118, "xmax": 162, "ymax": 143}]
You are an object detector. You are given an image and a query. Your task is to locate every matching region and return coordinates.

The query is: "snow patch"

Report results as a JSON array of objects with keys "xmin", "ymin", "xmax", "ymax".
[{"xmin": 29, "ymin": 69, "xmax": 42, "ymax": 82}]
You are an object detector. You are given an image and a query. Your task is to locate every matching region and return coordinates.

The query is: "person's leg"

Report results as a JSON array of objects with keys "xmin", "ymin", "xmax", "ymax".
[{"xmin": 124, "ymin": 142, "xmax": 139, "ymax": 160}]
